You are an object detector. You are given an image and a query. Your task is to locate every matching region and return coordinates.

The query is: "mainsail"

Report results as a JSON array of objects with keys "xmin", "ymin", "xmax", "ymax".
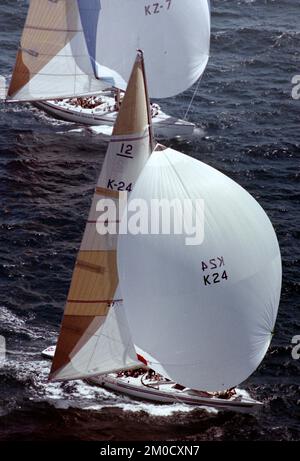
[
  {"xmin": 49, "ymin": 52, "xmax": 152, "ymax": 381},
  {"xmin": 7, "ymin": 0, "xmax": 124, "ymax": 101},
  {"xmin": 117, "ymin": 147, "xmax": 282, "ymax": 392},
  {"xmin": 7, "ymin": 0, "xmax": 211, "ymax": 101}
]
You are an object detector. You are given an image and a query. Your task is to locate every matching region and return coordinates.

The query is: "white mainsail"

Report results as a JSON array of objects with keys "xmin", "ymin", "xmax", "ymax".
[
  {"xmin": 49, "ymin": 52, "xmax": 152, "ymax": 381},
  {"xmin": 7, "ymin": 0, "xmax": 122, "ymax": 101},
  {"xmin": 117, "ymin": 147, "xmax": 282, "ymax": 392},
  {"xmin": 7, "ymin": 0, "xmax": 210, "ymax": 101}
]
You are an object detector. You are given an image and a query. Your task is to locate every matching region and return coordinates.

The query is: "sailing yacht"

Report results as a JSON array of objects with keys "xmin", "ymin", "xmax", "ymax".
[
  {"xmin": 6, "ymin": 0, "xmax": 211, "ymax": 139},
  {"xmin": 7, "ymin": 1, "xmax": 281, "ymax": 411},
  {"xmin": 40, "ymin": 50, "xmax": 280, "ymax": 412},
  {"xmin": 34, "ymin": 93, "xmax": 196, "ymax": 140}
]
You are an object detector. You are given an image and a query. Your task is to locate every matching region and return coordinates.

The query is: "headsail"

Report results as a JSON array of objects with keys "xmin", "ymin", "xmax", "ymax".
[
  {"xmin": 49, "ymin": 52, "xmax": 152, "ymax": 381},
  {"xmin": 117, "ymin": 147, "xmax": 282, "ymax": 392}
]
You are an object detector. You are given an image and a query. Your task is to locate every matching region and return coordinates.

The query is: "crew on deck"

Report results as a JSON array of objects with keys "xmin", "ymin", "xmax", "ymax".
[{"xmin": 67, "ymin": 96, "xmax": 103, "ymax": 109}]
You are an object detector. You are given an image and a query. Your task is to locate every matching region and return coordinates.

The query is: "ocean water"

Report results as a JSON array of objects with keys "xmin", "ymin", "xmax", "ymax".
[{"xmin": 0, "ymin": 0, "xmax": 299, "ymax": 441}]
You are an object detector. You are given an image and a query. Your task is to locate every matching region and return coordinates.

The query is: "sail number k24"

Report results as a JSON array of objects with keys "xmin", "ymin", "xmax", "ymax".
[
  {"xmin": 201, "ymin": 256, "xmax": 229, "ymax": 286},
  {"xmin": 145, "ymin": 0, "xmax": 172, "ymax": 16},
  {"xmin": 107, "ymin": 179, "xmax": 133, "ymax": 192}
]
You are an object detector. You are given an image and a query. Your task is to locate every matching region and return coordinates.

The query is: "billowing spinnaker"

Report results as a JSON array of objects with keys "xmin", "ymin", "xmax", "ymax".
[
  {"xmin": 96, "ymin": 0, "xmax": 211, "ymax": 98},
  {"xmin": 117, "ymin": 148, "xmax": 282, "ymax": 391},
  {"xmin": 7, "ymin": 0, "xmax": 115, "ymax": 101},
  {"xmin": 49, "ymin": 53, "xmax": 151, "ymax": 381}
]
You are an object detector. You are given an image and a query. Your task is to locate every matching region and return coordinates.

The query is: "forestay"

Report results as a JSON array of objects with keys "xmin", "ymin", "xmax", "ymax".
[{"xmin": 117, "ymin": 147, "xmax": 282, "ymax": 391}]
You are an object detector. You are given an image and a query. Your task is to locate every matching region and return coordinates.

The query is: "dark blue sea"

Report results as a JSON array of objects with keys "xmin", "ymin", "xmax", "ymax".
[{"xmin": 0, "ymin": 0, "xmax": 299, "ymax": 441}]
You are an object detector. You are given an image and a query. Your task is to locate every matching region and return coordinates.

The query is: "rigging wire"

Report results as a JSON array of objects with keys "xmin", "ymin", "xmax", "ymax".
[{"xmin": 183, "ymin": 75, "xmax": 203, "ymax": 121}]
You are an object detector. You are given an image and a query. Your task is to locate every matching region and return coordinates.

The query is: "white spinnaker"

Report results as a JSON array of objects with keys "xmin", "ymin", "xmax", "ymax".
[
  {"xmin": 97, "ymin": 0, "xmax": 211, "ymax": 98},
  {"xmin": 117, "ymin": 148, "xmax": 282, "ymax": 391}
]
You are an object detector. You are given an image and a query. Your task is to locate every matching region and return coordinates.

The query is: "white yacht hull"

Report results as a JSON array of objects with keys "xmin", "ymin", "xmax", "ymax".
[
  {"xmin": 34, "ymin": 99, "xmax": 196, "ymax": 139},
  {"xmin": 88, "ymin": 374, "xmax": 262, "ymax": 412},
  {"xmin": 42, "ymin": 346, "xmax": 262, "ymax": 413}
]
